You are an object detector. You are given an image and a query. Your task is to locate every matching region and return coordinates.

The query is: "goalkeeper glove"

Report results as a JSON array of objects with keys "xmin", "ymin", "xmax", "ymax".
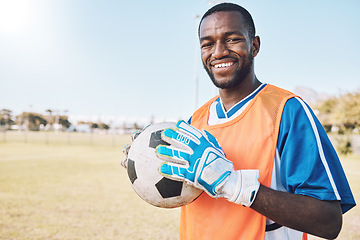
[
  {"xmin": 121, "ymin": 125, "xmax": 150, "ymax": 168},
  {"xmin": 156, "ymin": 120, "xmax": 260, "ymax": 207}
]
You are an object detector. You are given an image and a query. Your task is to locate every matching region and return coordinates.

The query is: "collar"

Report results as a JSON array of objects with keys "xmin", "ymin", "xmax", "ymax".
[{"xmin": 215, "ymin": 83, "xmax": 267, "ymax": 119}]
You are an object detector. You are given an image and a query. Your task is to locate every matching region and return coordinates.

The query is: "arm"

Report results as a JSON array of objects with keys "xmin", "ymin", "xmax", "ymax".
[
  {"xmin": 251, "ymin": 97, "xmax": 347, "ymax": 239},
  {"xmin": 252, "ymin": 184, "xmax": 342, "ymax": 239},
  {"xmin": 156, "ymin": 120, "xmax": 346, "ymax": 239}
]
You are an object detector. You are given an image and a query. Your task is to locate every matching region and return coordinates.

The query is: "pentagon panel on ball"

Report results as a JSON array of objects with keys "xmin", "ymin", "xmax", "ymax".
[{"xmin": 126, "ymin": 122, "xmax": 202, "ymax": 208}]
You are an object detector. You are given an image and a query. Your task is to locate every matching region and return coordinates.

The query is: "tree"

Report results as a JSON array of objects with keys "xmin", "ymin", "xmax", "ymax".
[
  {"xmin": 17, "ymin": 112, "xmax": 47, "ymax": 131},
  {"xmin": 315, "ymin": 97, "xmax": 338, "ymax": 132},
  {"xmin": 78, "ymin": 121, "xmax": 109, "ymax": 130},
  {"xmin": 58, "ymin": 115, "xmax": 71, "ymax": 129},
  {"xmin": 315, "ymin": 91, "xmax": 360, "ymax": 133},
  {"xmin": 333, "ymin": 92, "xmax": 360, "ymax": 131},
  {"xmin": 0, "ymin": 109, "xmax": 14, "ymax": 129},
  {"xmin": 315, "ymin": 91, "xmax": 360, "ymax": 155},
  {"xmin": 98, "ymin": 122, "xmax": 110, "ymax": 130},
  {"xmin": 45, "ymin": 109, "xmax": 71, "ymax": 130}
]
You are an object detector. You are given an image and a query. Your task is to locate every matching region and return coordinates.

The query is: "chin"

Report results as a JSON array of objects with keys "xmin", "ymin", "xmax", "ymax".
[{"xmin": 212, "ymin": 76, "xmax": 240, "ymax": 89}]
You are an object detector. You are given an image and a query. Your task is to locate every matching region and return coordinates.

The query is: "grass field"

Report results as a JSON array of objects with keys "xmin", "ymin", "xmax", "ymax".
[
  {"xmin": 311, "ymin": 154, "xmax": 360, "ymax": 240},
  {"xmin": 0, "ymin": 131, "xmax": 358, "ymax": 240}
]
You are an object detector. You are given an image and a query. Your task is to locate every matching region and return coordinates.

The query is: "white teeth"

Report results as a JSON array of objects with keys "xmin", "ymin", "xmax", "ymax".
[{"xmin": 214, "ymin": 62, "xmax": 233, "ymax": 68}]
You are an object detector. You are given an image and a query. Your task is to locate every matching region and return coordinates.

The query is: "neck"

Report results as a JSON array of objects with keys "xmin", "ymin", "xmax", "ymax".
[{"xmin": 219, "ymin": 74, "xmax": 261, "ymax": 112}]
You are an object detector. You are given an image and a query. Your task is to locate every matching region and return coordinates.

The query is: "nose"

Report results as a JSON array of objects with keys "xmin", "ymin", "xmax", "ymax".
[{"xmin": 212, "ymin": 41, "xmax": 229, "ymax": 59}]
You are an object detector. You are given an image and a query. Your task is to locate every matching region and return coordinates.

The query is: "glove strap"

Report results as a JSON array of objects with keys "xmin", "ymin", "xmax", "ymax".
[{"xmin": 227, "ymin": 170, "xmax": 260, "ymax": 207}]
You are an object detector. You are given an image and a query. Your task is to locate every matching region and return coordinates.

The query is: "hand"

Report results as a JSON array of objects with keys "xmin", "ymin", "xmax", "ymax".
[
  {"xmin": 156, "ymin": 120, "xmax": 260, "ymax": 207},
  {"xmin": 121, "ymin": 125, "xmax": 150, "ymax": 168}
]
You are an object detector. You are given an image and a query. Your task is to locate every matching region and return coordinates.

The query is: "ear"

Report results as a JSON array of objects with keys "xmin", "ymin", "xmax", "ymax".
[{"xmin": 252, "ymin": 36, "xmax": 260, "ymax": 57}]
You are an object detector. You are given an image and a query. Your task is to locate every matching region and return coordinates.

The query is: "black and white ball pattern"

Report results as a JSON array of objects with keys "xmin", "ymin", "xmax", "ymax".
[{"xmin": 127, "ymin": 122, "xmax": 202, "ymax": 208}]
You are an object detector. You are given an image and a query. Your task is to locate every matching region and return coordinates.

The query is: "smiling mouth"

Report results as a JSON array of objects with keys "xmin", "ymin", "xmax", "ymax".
[{"xmin": 213, "ymin": 62, "xmax": 234, "ymax": 68}]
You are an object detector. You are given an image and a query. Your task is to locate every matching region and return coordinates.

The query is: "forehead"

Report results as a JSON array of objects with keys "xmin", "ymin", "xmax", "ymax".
[{"xmin": 199, "ymin": 11, "xmax": 248, "ymax": 39}]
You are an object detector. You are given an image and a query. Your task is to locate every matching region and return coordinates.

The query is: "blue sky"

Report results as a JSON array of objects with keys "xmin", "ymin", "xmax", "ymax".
[{"xmin": 1, "ymin": 0, "xmax": 359, "ymax": 122}]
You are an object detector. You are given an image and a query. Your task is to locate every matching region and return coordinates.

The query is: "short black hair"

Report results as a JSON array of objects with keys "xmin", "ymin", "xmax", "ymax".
[{"xmin": 198, "ymin": 3, "xmax": 256, "ymax": 39}]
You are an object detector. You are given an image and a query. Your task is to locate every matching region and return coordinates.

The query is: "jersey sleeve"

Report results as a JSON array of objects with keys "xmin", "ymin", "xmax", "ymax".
[{"xmin": 277, "ymin": 97, "xmax": 356, "ymax": 213}]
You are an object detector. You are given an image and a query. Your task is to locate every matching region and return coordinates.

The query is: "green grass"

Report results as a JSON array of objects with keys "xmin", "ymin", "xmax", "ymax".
[
  {"xmin": 309, "ymin": 154, "xmax": 360, "ymax": 240},
  {"xmin": 0, "ymin": 131, "xmax": 358, "ymax": 239},
  {"xmin": 0, "ymin": 131, "xmax": 180, "ymax": 240},
  {"xmin": 333, "ymin": 155, "xmax": 360, "ymax": 240}
]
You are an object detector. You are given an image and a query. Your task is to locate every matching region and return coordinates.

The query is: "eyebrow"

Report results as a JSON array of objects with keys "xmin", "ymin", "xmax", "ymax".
[{"xmin": 200, "ymin": 31, "xmax": 245, "ymax": 42}]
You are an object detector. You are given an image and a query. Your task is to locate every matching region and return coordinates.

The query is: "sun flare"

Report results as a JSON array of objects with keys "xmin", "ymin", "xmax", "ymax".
[{"xmin": 0, "ymin": 0, "xmax": 30, "ymax": 35}]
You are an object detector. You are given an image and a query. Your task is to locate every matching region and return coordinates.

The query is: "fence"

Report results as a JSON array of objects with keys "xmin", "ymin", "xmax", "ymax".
[
  {"xmin": 2, "ymin": 129, "xmax": 360, "ymax": 155},
  {"xmin": 0, "ymin": 129, "xmax": 131, "ymax": 149}
]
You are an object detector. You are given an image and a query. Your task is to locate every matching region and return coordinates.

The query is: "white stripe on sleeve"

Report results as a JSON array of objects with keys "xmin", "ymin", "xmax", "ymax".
[{"xmin": 295, "ymin": 97, "xmax": 340, "ymax": 200}]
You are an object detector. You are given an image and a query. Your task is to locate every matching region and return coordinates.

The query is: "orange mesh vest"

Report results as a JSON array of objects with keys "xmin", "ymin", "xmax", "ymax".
[{"xmin": 180, "ymin": 84, "xmax": 297, "ymax": 240}]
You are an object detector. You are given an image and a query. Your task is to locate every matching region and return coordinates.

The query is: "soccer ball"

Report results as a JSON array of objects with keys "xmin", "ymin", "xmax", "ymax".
[{"xmin": 126, "ymin": 122, "xmax": 203, "ymax": 208}]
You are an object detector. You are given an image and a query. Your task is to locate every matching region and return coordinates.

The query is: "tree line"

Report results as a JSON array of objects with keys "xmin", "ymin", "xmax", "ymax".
[
  {"xmin": 313, "ymin": 91, "xmax": 360, "ymax": 155},
  {"xmin": 1, "ymin": 91, "xmax": 359, "ymax": 134},
  {"xmin": 0, "ymin": 109, "xmax": 109, "ymax": 131},
  {"xmin": 314, "ymin": 91, "xmax": 360, "ymax": 134}
]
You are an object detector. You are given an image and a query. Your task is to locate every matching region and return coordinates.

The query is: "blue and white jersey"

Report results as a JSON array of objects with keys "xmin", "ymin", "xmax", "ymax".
[{"xmin": 189, "ymin": 83, "xmax": 356, "ymax": 239}]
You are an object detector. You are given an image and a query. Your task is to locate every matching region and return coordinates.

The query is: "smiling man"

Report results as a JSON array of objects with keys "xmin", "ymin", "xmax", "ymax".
[{"xmin": 153, "ymin": 3, "xmax": 356, "ymax": 240}]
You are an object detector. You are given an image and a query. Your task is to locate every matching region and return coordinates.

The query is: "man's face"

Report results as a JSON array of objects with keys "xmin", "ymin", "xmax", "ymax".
[{"xmin": 199, "ymin": 11, "xmax": 255, "ymax": 89}]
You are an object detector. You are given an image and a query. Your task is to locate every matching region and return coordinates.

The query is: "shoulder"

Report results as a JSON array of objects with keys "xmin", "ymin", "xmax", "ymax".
[
  {"xmin": 281, "ymin": 97, "xmax": 316, "ymax": 126},
  {"xmin": 277, "ymin": 96, "xmax": 325, "ymax": 158},
  {"xmin": 190, "ymin": 95, "xmax": 219, "ymax": 125}
]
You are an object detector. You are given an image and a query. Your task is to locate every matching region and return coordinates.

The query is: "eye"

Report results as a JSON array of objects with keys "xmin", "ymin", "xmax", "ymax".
[
  {"xmin": 200, "ymin": 41, "xmax": 214, "ymax": 49},
  {"xmin": 226, "ymin": 38, "xmax": 242, "ymax": 44}
]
